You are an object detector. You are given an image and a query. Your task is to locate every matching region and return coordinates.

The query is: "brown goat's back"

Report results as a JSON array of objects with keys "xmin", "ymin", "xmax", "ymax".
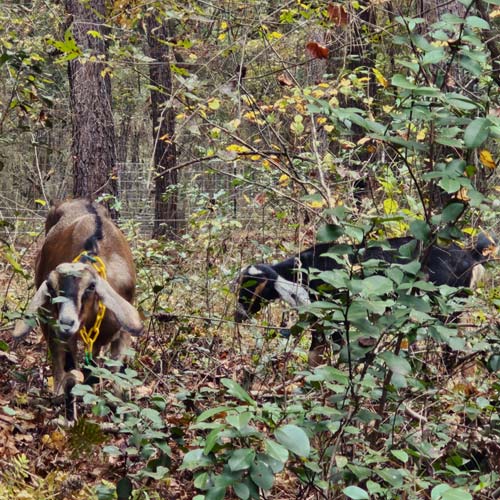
[{"xmin": 36, "ymin": 199, "xmax": 136, "ymax": 301}]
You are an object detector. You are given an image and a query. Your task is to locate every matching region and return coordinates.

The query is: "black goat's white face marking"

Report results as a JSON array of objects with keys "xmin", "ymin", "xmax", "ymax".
[
  {"xmin": 247, "ymin": 266, "xmax": 264, "ymax": 276},
  {"xmin": 274, "ymin": 275, "xmax": 310, "ymax": 307}
]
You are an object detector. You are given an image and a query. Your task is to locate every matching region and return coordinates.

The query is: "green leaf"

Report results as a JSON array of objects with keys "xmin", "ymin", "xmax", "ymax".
[
  {"xmin": 264, "ymin": 439, "xmax": 289, "ymax": 464},
  {"xmin": 465, "ymin": 16, "xmax": 489, "ymax": 30},
  {"xmin": 443, "ymin": 93, "xmax": 480, "ymax": 111},
  {"xmin": 228, "ymin": 449, "xmax": 256, "ymax": 471},
  {"xmin": 250, "ymin": 461, "xmax": 274, "ymax": 490},
  {"xmin": 421, "ymin": 48, "xmax": 446, "ymax": 65},
  {"xmin": 376, "ymin": 468, "xmax": 404, "ymax": 487},
  {"xmin": 197, "ymin": 406, "xmax": 231, "ymax": 422},
  {"xmin": 464, "ymin": 117, "xmax": 490, "ymax": 148},
  {"xmin": 431, "ymin": 484, "xmax": 472, "ymax": 500},
  {"xmin": 391, "ymin": 449, "xmax": 409, "ymax": 463},
  {"xmin": 275, "ymin": 424, "xmax": 310, "ymax": 457},
  {"xmin": 343, "ymin": 486, "xmax": 369, "ymax": 499},
  {"xmin": 438, "ymin": 177, "xmax": 461, "ymax": 193},
  {"xmin": 221, "ymin": 379, "xmax": 256, "ymax": 405},
  {"xmin": 203, "ymin": 426, "xmax": 223, "ymax": 455},
  {"xmin": 357, "ymin": 276, "xmax": 394, "ymax": 297},
  {"xmin": 487, "ymin": 354, "xmax": 500, "ymax": 372},
  {"xmin": 226, "ymin": 412, "xmax": 253, "ymax": 431},
  {"xmin": 180, "ymin": 449, "xmax": 213, "ymax": 471},
  {"xmin": 392, "ymin": 74, "xmax": 418, "ymax": 89},
  {"xmin": 103, "ymin": 445, "xmax": 121, "ymax": 456},
  {"xmin": 379, "ymin": 351, "xmax": 411, "ymax": 375},
  {"xmin": 233, "ymin": 482, "xmax": 250, "ymax": 499},
  {"xmin": 317, "ymin": 224, "xmax": 344, "ymax": 242},
  {"xmin": 408, "ymin": 216, "xmax": 431, "ymax": 241},
  {"xmin": 459, "ymin": 55, "xmax": 482, "ymax": 76},
  {"xmin": 205, "ymin": 486, "xmax": 226, "ymax": 500},
  {"xmin": 441, "ymin": 202, "xmax": 464, "ymax": 223}
]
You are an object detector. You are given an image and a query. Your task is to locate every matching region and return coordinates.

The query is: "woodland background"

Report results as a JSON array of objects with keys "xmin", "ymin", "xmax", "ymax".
[{"xmin": 0, "ymin": 0, "xmax": 499, "ymax": 499}]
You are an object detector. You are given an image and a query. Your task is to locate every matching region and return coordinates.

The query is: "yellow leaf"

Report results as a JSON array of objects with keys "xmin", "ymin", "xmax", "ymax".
[
  {"xmin": 208, "ymin": 98, "xmax": 221, "ymax": 110},
  {"xmin": 317, "ymin": 117, "xmax": 327, "ymax": 125},
  {"xmin": 383, "ymin": 105, "xmax": 394, "ymax": 113},
  {"xmin": 220, "ymin": 21, "xmax": 228, "ymax": 29},
  {"xmin": 357, "ymin": 136, "xmax": 371, "ymax": 146},
  {"xmin": 312, "ymin": 89, "xmax": 325, "ymax": 98},
  {"xmin": 159, "ymin": 133, "xmax": 171, "ymax": 142},
  {"xmin": 416, "ymin": 128, "xmax": 427, "ymax": 141},
  {"xmin": 262, "ymin": 159, "xmax": 271, "ymax": 170},
  {"xmin": 226, "ymin": 144, "xmax": 250, "ymax": 153},
  {"xmin": 456, "ymin": 187, "xmax": 470, "ymax": 202},
  {"xmin": 226, "ymin": 118, "xmax": 240, "ymax": 131},
  {"xmin": 243, "ymin": 111, "xmax": 257, "ymax": 121},
  {"xmin": 250, "ymin": 155, "xmax": 261, "ymax": 161},
  {"xmin": 35, "ymin": 199, "xmax": 46, "ymax": 206},
  {"xmin": 479, "ymin": 149, "xmax": 496, "ymax": 169},
  {"xmin": 383, "ymin": 199, "xmax": 398, "ymax": 215},
  {"xmin": 279, "ymin": 174, "xmax": 290, "ymax": 186},
  {"xmin": 324, "ymin": 125, "xmax": 334, "ymax": 133},
  {"xmin": 307, "ymin": 199, "xmax": 326, "ymax": 208}
]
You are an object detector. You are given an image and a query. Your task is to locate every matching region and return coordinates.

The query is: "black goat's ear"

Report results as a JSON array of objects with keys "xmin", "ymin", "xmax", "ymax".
[
  {"xmin": 13, "ymin": 281, "xmax": 49, "ymax": 340},
  {"xmin": 94, "ymin": 276, "xmax": 143, "ymax": 336}
]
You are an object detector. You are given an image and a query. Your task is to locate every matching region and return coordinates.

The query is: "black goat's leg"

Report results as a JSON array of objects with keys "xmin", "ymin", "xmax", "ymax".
[{"xmin": 308, "ymin": 327, "xmax": 328, "ymax": 367}]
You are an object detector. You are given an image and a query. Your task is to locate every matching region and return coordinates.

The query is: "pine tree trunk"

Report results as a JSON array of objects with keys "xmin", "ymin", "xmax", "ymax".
[
  {"xmin": 65, "ymin": 0, "xmax": 117, "ymax": 201},
  {"xmin": 145, "ymin": 13, "xmax": 178, "ymax": 238}
]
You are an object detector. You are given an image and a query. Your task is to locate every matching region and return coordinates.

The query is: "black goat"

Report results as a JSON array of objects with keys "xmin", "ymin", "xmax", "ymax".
[{"xmin": 234, "ymin": 234, "xmax": 496, "ymax": 365}]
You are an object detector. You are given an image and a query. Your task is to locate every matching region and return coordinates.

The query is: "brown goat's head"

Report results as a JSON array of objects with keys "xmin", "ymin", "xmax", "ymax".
[{"xmin": 13, "ymin": 262, "xmax": 143, "ymax": 341}]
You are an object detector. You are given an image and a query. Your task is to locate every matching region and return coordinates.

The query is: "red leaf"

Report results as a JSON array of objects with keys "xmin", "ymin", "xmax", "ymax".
[
  {"xmin": 306, "ymin": 41, "xmax": 329, "ymax": 60},
  {"xmin": 327, "ymin": 3, "xmax": 349, "ymax": 26}
]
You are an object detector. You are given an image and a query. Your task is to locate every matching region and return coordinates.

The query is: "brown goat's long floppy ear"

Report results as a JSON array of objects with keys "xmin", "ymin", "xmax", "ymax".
[
  {"xmin": 95, "ymin": 277, "xmax": 143, "ymax": 336},
  {"xmin": 13, "ymin": 281, "xmax": 49, "ymax": 339}
]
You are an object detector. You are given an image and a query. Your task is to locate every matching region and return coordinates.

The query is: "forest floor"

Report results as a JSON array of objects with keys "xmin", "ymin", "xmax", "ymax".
[{"xmin": 1, "ymin": 228, "xmax": 499, "ymax": 500}]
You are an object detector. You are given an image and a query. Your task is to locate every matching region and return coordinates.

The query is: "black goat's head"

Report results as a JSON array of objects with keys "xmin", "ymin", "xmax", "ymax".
[{"xmin": 233, "ymin": 264, "xmax": 310, "ymax": 322}]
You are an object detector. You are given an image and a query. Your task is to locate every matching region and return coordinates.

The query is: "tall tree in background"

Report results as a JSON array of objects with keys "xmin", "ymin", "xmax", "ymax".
[
  {"xmin": 65, "ymin": 0, "xmax": 117, "ymax": 200},
  {"xmin": 145, "ymin": 12, "xmax": 178, "ymax": 238}
]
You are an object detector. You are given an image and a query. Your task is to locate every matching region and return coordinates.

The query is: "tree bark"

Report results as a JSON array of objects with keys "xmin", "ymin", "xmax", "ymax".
[
  {"xmin": 65, "ymin": 0, "xmax": 117, "ymax": 201},
  {"xmin": 145, "ymin": 13, "xmax": 178, "ymax": 238}
]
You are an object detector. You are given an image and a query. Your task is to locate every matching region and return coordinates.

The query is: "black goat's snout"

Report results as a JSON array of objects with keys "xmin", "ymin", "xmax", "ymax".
[{"xmin": 234, "ymin": 304, "xmax": 250, "ymax": 323}]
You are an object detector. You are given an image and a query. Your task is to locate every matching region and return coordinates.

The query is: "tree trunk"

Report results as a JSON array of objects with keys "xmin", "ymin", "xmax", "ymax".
[
  {"xmin": 145, "ymin": 13, "xmax": 178, "ymax": 238},
  {"xmin": 65, "ymin": 0, "xmax": 117, "ymax": 201}
]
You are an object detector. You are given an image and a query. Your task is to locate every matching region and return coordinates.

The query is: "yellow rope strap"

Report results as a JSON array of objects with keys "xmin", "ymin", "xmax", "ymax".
[{"xmin": 72, "ymin": 251, "xmax": 107, "ymax": 361}]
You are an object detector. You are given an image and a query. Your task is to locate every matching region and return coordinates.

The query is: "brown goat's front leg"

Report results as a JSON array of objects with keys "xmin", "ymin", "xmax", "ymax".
[
  {"xmin": 108, "ymin": 330, "xmax": 132, "ymax": 401},
  {"xmin": 49, "ymin": 335, "xmax": 79, "ymax": 420},
  {"xmin": 109, "ymin": 330, "xmax": 131, "ymax": 363}
]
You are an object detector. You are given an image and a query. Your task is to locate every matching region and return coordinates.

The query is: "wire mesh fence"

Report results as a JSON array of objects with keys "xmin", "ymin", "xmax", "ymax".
[{"xmin": 0, "ymin": 160, "xmax": 278, "ymax": 239}]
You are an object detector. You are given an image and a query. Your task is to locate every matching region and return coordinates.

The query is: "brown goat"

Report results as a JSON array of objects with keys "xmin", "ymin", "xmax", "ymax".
[{"xmin": 13, "ymin": 199, "xmax": 143, "ymax": 418}]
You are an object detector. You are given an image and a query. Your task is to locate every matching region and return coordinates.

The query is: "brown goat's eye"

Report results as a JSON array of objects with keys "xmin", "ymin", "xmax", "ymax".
[{"xmin": 85, "ymin": 282, "xmax": 96, "ymax": 294}]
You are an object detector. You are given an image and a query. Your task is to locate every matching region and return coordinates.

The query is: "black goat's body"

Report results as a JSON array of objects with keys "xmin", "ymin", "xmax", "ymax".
[{"xmin": 235, "ymin": 235, "xmax": 495, "ymax": 364}]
